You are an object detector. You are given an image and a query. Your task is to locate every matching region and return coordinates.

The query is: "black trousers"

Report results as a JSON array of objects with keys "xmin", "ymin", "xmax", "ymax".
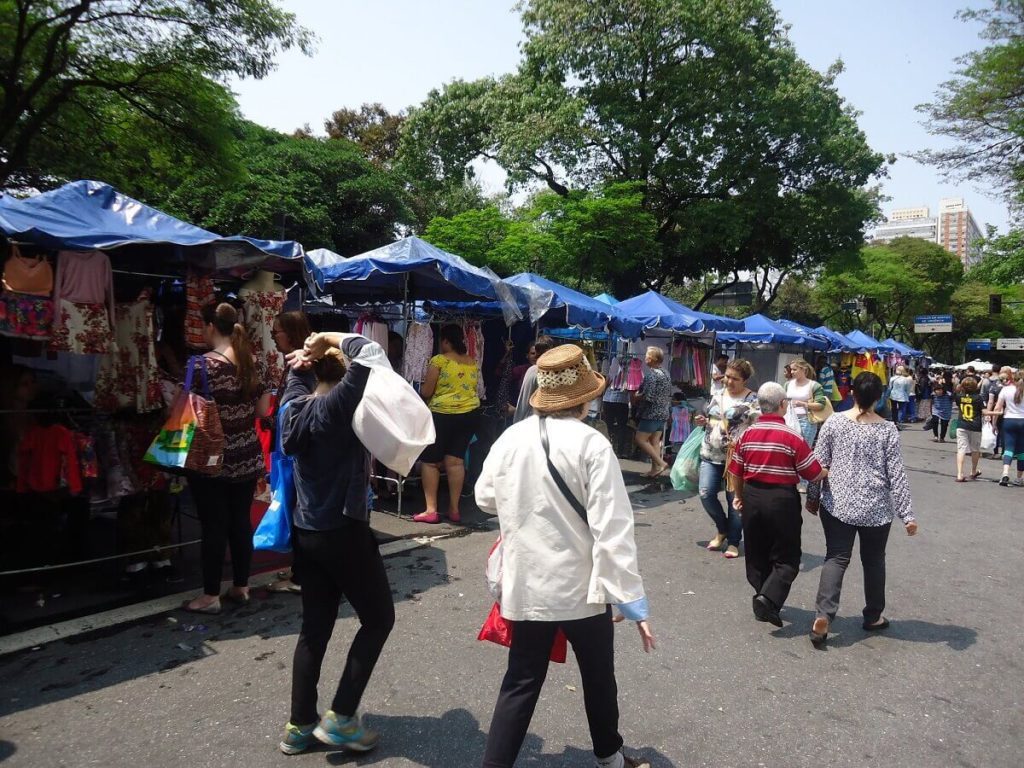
[
  {"xmin": 290, "ymin": 524, "xmax": 395, "ymax": 726},
  {"xmin": 602, "ymin": 402, "xmax": 630, "ymax": 455},
  {"xmin": 189, "ymin": 476, "xmax": 257, "ymax": 596},
  {"xmin": 740, "ymin": 482, "xmax": 802, "ymax": 609},
  {"xmin": 932, "ymin": 417, "xmax": 950, "ymax": 441},
  {"xmin": 482, "ymin": 608, "xmax": 622, "ymax": 767}
]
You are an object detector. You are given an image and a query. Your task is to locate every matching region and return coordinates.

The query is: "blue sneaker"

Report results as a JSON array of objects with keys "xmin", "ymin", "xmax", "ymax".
[
  {"xmin": 313, "ymin": 711, "xmax": 379, "ymax": 752},
  {"xmin": 279, "ymin": 722, "xmax": 316, "ymax": 755}
]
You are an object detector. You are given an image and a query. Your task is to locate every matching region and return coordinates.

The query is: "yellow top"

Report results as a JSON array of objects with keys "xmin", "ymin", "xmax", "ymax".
[{"xmin": 428, "ymin": 354, "xmax": 480, "ymax": 414}]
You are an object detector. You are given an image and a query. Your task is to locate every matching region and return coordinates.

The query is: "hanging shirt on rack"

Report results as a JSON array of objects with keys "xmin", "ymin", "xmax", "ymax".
[
  {"xmin": 17, "ymin": 423, "xmax": 83, "ymax": 495},
  {"xmin": 402, "ymin": 322, "xmax": 434, "ymax": 384},
  {"xmin": 50, "ymin": 250, "xmax": 115, "ymax": 354},
  {"xmin": 669, "ymin": 405, "xmax": 692, "ymax": 444},
  {"xmin": 95, "ymin": 291, "xmax": 163, "ymax": 413},
  {"xmin": 185, "ymin": 269, "xmax": 215, "ymax": 350},
  {"xmin": 240, "ymin": 288, "xmax": 287, "ymax": 385}
]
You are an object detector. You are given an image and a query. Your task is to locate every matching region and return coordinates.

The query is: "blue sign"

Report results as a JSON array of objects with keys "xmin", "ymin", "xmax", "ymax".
[
  {"xmin": 966, "ymin": 339, "xmax": 992, "ymax": 351},
  {"xmin": 914, "ymin": 314, "xmax": 954, "ymax": 333}
]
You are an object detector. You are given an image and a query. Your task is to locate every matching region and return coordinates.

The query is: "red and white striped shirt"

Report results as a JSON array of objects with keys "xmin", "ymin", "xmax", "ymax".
[{"xmin": 726, "ymin": 415, "xmax": 823, "ymax": 485}]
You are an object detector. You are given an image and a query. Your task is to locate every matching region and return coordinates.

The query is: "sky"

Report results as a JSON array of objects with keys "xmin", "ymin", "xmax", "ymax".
[{"xmin": 232, "ymin": 0, "xmax": 1012, "ymax": 234}]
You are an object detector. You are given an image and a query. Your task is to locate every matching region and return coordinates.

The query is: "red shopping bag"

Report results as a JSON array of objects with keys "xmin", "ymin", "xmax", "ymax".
[{"xmin": 478, "ymin": 602, "xmax": 568, "ymax": 663}]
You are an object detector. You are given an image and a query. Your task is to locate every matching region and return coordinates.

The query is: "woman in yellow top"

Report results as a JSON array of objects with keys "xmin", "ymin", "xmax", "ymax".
[{"xmin": 414, "ymin": 325, "xmax": 481, "ymax": 524}]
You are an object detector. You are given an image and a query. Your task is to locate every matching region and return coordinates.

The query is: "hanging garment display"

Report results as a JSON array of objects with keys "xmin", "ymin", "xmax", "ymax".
[
  {"xmin": 464, "ymin": 320, "xmax": 487, "ymax": 400},
  {"xmin": 0, "ymin": 290, "xmax": 54, "ymax": 339},
  {"xmin": 355, "ymin": 316, "xmax": 390, "ymax": 351},
  {"xmin": 17, "ymin": 424, "xmax": 83, "ymax": 495},
  {"xmin": 402, "ymin": 322, "xmax": 433, "ymax": 384},
  {"xmin": 185, "ymin": 269, "xmax": 216, "ymax": 350},
  {"xmin": 49, "ymin": 250, "xmax": 115, "ymax": 354},
  {"xmin": 2, "ymin": 247, "xmax": 53, "ymax": 295},
  {"xmin": 240, "ymin": 288, "xmax": 286, "ymax": 384},
  {"xmin": 625, "ymin": 357, "xmax": 644, "ymax": 391},
  {"xmin": 95, "ymin": 291, "xmax": 163, "ymax": 413},
  {"xmin": 49, "ymin": 300, "xmax": 112, "ymax": 354},
  {"xmin": 669, "ymin": 405, "xmax": 692, "ymax": 444}
]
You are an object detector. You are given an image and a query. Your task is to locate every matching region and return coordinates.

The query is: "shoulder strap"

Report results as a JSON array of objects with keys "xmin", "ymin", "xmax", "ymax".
[{"xmin": 538, "ymin": 417, "xmax": 588, "ymax": 523}]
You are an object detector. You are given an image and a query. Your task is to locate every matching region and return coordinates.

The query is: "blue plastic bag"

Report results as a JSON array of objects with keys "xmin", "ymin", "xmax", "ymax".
[
  {"xmin": 253, "ymin": 401, "xmax": 294, "ymax": 552},
  {"xmin": 670, "ymin": 426, "xmax": 705, "ymax": 492}
]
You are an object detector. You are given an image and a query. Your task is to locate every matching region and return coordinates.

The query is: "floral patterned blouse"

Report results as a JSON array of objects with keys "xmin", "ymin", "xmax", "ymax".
[
  {"xmin": 201, "ymin": 354, "xmax": 266, "ymax": 482},
  {"xmin": 808, "ymin": 415, "xmax": 915, "ymax": 527},
  {"xmin": 636, "ymin": 367, "xmax": 672, "ymax": 421},
  {"xmin": 428, "ymin": 353, "xmax": 480, "ymax": 415}
]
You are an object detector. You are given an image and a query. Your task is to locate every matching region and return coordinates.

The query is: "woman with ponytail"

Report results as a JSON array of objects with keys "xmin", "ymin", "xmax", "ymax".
[{"xmin": 182, "ymin": 302, "xmax": 273, "ymax": 614}]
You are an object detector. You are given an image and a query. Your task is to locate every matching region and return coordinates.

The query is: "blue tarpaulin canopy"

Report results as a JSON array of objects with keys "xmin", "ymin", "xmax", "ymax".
[
  {"xmin": 813, "ymin": 326, "xmax": 861, "ymax": 353},
  {"xmin": 718, "ymin": 314, "xmax": 830, "ymax": 350},
  {"xmin": 615, "ymin": 291, "xmax": 744, "ymax": 334},
  {"xmin": 593, "ymin": 292, "xmax": 619, "ymax": 305},
  {"xmin": 883, "ymin": 338, "xmax": 925, "ymax": 358},
  {"xmin": 305, "ymin": 237, "xmax": 527, "ymax": 323},
  {"xmin": 777, "ymin": 318, "xmax": 834, "ymax": 349},
  {"xmin": 845, "ymin": 330, "xmax": 895, "ymax": 354},
  {"xmin": 505, "ymin": 273, "xmax": 644, "ymax": 338},
  {"xmin": 0, "ymin": 180, "xmax": 302, "ymax": 272}
]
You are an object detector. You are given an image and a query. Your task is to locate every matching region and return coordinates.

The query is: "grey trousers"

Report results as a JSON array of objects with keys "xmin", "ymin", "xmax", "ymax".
[{"xmin": 815, "ymin": 507, "xmax": 892, "ymax": 624}]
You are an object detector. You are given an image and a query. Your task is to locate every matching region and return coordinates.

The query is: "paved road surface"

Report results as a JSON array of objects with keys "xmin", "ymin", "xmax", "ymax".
[{"xmin": 0, "ymin": 428, "xmax": 1021, "ymax": 767}]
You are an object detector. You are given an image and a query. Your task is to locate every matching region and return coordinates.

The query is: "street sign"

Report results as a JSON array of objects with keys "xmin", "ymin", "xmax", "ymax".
[
  {"xmin": 966, "ymin": 338, "xmax": 993, "ymax": 351},
  {"xmin": 914, "ymin": 314, "xmax": 954, "ymax": 333},
  {"xmin": 996, "ymin": 338, "xmax": 1024, "ymax": 351},
  {"xmin": 841, "ymin": 301, "xmax": 859, "ymax": 312}
]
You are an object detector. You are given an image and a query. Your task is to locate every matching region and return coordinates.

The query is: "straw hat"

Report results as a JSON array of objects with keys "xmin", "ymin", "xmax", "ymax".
[{"xmin": 530, "ymin": 344, "xmax": 606, "ymax": 413}]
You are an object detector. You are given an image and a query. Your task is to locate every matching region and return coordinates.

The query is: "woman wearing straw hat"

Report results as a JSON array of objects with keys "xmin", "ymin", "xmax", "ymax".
[{"xmin": 476, "ymin": 344, "xmax": 654, "ymax": 768}]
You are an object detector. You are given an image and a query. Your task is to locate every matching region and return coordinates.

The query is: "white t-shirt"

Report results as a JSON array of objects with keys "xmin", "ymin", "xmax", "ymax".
[
  {"xmin": 998, "ymin": 385, "xmax": 1024, "ymax": 420},
  {"xmin": 786, "ymin": 380, "xmax": 815, "ymax": 417}
]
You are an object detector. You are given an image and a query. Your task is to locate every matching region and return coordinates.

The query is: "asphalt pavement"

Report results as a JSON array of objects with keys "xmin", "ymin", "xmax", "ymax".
[{"xmin": 0, "ymin": 427, "xmax": 1021, "ymax": 767}]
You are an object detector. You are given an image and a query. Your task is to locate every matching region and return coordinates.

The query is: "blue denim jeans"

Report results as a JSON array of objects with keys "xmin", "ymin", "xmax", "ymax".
[{"xmin": 698, "ymin": 459, "xmax": 742, "ymax": 546}]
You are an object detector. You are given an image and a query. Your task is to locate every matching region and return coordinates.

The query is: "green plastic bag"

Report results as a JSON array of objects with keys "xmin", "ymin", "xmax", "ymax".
[
  {"xmin": 949, "ymin": 418, "xmax": 959, "ymax": 439},
  {"xmin": 670, "ymin": 426, "xmax": 705, "ymax": 492}
]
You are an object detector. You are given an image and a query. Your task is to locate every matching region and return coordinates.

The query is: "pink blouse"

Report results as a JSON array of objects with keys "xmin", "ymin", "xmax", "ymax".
[{"xmin": 54, "ymin": 250, "xmax": 115, "ymax": 324}]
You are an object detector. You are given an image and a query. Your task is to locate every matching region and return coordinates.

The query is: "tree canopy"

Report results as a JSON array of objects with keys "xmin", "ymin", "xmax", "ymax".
[
  {"xmin": 400, "ymin": 0, "xmax": 888, "ymax": 301},
  {"xmin": 0, "ymin": 0, "xmax": 312, "ymax": 188},
  {"xmin": 164, "ymin": 122, "xmax": 406, "ymax": 256},
  {"xmin": 915, "ymin": 0, "xmax": 1024, "ymax": 212}
]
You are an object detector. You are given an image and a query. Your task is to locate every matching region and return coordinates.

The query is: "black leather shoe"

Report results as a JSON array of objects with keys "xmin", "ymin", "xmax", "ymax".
[{"xmin": 753, "ymin": 595, "xmax": 783, "ymax": 627}]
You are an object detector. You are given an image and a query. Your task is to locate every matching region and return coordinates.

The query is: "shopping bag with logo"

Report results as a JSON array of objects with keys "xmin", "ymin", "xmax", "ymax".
[
  {"xmin": 670, "ymin": 426, "xmax": 705, "ymax": 492},
  {"xmin": 144, "ymin": 355, "xmax": 224, "ymax": 475},
  {"xmin": 254, "ymin": 400, "xmax": 295, "ymax": 552}
]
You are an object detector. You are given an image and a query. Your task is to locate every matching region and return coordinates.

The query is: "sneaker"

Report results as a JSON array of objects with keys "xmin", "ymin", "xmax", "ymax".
[
  {"xmin": 279, "ymin": 722, "xmax": 316, "ymax": 755},
  {"xmin": 314, "ymin": 711, "xmax": 379, "ymax": 752},
  {"xmin": 1015, "ymin": 478, "xmax": 1024, "ymax": 487},
  {"xmin": 1000, "ymin": 475, "xmax": 1010, "ymax": 487}
]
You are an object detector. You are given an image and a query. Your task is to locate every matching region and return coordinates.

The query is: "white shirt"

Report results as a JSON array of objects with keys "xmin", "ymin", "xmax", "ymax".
[
  {"xmin": 998, "ymin": 385, "xmax": 1024, "ymax": 420},
  {"xmin": 475, "ymin": 415, "xmax": 646, "ymax": 622},
  {"xmin": 786, "ymin": 380, "xmax": 814, "ymax": 417}
]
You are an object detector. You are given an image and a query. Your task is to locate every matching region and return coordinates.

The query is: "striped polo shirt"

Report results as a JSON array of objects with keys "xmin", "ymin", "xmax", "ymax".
[{"xmin": 726, "ymin": 414, "xmax": 823, "ymax": 485}]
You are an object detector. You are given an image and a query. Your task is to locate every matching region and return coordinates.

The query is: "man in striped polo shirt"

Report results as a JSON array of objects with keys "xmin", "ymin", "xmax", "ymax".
[{"xmin": 728, "ymin": 382, "xmax": 826, "ymax": 627}]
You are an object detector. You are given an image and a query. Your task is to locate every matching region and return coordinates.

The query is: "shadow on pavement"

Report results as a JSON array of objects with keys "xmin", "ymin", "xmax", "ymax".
[
  {"xmin": 771, "ymin": 607, "xmax": 978, "ymax": 651},
  {"xmin": 320, "ymin": 708, "xmax": 672, "ymax": 768},
  {"xmin": 0, "ymin": 547, "xmax": 454, "ymax": 718},
  {"xmin": 0, "ymin": 741, "xmax": 14, "ymax": 763}
]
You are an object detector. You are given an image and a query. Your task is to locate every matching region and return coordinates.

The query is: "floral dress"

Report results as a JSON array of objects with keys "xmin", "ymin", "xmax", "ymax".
[{"xmin": 240, "ymin": 289, "xmax": 286, "ymax": 386}]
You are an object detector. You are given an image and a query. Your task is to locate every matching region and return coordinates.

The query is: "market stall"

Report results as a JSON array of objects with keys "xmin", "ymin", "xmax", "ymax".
[
  {"xmin": 0, "ymin": 181, "xmax": 303, "ymax": 634},
  {"xmin": 716, "ymin": 313, "xmax": 830, "ymax": 389}
]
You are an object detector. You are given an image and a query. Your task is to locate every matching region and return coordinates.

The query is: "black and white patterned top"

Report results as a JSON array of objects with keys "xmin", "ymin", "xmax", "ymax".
[
  {"xmin": 636, "ymin": 367, "xmax": 672, "ymax": 422},
  {"xmin": 807, "ymin": 415, "xmax": 915, "ymax": 526}
]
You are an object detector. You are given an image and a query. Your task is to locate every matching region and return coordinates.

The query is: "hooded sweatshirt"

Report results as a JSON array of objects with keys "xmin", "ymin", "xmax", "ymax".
[{"xmin": 281, "ymin": 336, "xmax": 374, "ymax": 530}]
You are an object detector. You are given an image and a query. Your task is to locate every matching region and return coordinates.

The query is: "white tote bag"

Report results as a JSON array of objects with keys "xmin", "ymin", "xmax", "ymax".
[{"xmin": 353, "ymin": 365, "xmax": 436, "ymax": 476}]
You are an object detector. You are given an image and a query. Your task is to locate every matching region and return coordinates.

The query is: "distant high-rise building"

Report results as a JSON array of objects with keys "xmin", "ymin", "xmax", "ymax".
[
  {"xmin": 873, "ymin": 206, "xmax": 938, "ymax": 244},
  {"xmin": 871, "ymin": 199, "xmax": 984, "ymax": 269},
  {"xmin": 938, "ymin": 198, "xmax": 983, "ymax": 268}
]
